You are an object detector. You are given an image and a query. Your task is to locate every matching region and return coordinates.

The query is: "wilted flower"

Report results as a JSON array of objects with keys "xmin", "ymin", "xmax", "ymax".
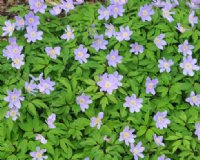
[
  {"xmin": 186, "ymin": 91, "xmax": 200, "ymax": 106},
  {"xmin": 11, "ymin": 54, "xmax": 25, "ymax": 69},
  {"xmin": 158, "ymin": 155, "xmax": 171, "ymax": 160},
  {"xmin": 60, "ymin": 0, "xmax": 74, "ymax": 14},
  {"xmin": 98, "ymin": 6, "xmax": 110, "ymax": 20},
  {"xmin": 25, "ymin": 80, "xmax": 37, "ymax": 94},
  {"xmin": 46, "ymin": 113, "xmax": 56, "ymax": 129},
  {"xmin": 162, "ymin": 4, "xmax": 175, "ymax": 22},
  {"xmin": 76, "ymin": 93, "xmax": 92, "ymax": 112},
  {"xmin": 158, "ymin": 58, "xmax": 174, "ymax": 73},
  {"xmin": 29, "ymin": 0, "xmax": 47, "ymax": 14},
  {"xmin": 24, "ymin": 26, "xmax": 43, "ymax": 43},
  {"xmin": 90, "ymin": 112, "xmax": 104, "ymax": 129},
  {"xmin": 15, "ymin": 16, "xmax": 25, "ymax": 30},
  {"xmin": 61, "ymin": 25, "xmax": 75, "ymax": 41},
  {"xmin": 25, "ymin": 11, "xmax": 40, "ymax": 27},
  {"xmin": 49, "ymin": 5, "xmax": 62, "ymax": 16},
  {"xmin": 180, "ymin": 56, "xmax": 199, "ymax": 76},
  {"xmin": 154, "ymin": 134, "xmax": 165, "ymax": 146},
  {"xmin": 45, "ymin": 46, "xmax": 61, "ymax": 59},
  {"xmin": 123, "ymin": 94, "xmax": 143, "ymax": 113},
  {"xmin": 130, "ymin": 142, "xmax": 145, "ymax": 160},
  {"xmin": 109, "ymin": 5, "xmax": 125, "ymax": 18},
  {"xmin": 91, "ymin": 34, "xmax": 108, "ymax": 51},
  {"xmin": 119, "ymin": 126, "xmax": 136, "ymax": 145},
  {"xmin": 74, "ymin": 45, "xmax": 90, "ymax": 64},
  {"xmin": 106, "ymin": 50, "xmax": 122, "ymax": 67},
  {"xmin": 178, "ymin": 40, "xmax": 194, "ymax": 56},
  {"xmin": 2, "ymin": 20, "xmax": 15, "ymax": 37},
  {"xmin": 189, "ymin": 11, "xmax": 198, "ymax": 27},
  {"xmin": 154, "ymin": 34, "xmax": 167, "ymax": 50},
  {"xmin": 176, "ymin": 23, "xmax": 186, "ymax": 33},
  {"xmin": 105, "ymin": 23, "xmax": 116, "ymax": 38},
  {"xmin": 4, "ymin": 88, "xmax": 24, "ymax": 109},
  {"xmin": 35, "ymin": 134, "xmax": 47, "ymax": 144},
  {"xmin": 37, "ymin": 75, "xmax": 55, "ymax": 95},
  {"xmin": 116, "ymin": 26, "xmax": 133, "ymax": 42},
  {"xmin": 138, "ymin": 4, "xmax": 154, "ymax": 22},
  {"xmin": 5, "ymin": 107, "xmax": 20, "ymax": 121},
  {"xmin": 153, "ymin": 111, "xmax": 170, "ymax": 129},
  {"xmin": 130, "ymin": 43, "xmax": 144, "ymax": 55},
  {"xmin": 145, "ymin": 77, "xmax": 158, "ymax": 95},
  {"xmin": 30, "ymin": 146, "xmax": 48, "ymax": 160}
]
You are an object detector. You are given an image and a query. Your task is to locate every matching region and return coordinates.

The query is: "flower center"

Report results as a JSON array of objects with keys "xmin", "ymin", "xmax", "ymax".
[
  {"xmin": 183, "ymin": 45, "xmax": 188, "ymax": 51},
  {"xmin": 77, "ymin": 52, "xmax": 83, "ymax": 57},
  {"xmin": 105, "ymin": 81, "xmax": 111, "ymax": 88},
  {"xmin": 12, "ymin": 95, "xmax": 17, "ymax": 101},
  {"xmin": 79, "ymin": 98, "xmax": 85, "ymax": 104},
  {"xmin": 36, "ymin": 152, "xmax": 43, "ymax": 158},
  {"xmin": 28, "ymin": 18, "xmax": 34, "ymax": 24},
  {"xmin": 96, "ymin": 118, "xmax": 101, "ymax": 124},
  {"xmin": 148, "ymin": 83, "xmax": 153, "ymax": 89},
  {"xmin": 158, "ymin": 116, "xmax": 164, "ymax": 122},
  {"xmin": 123, "ymin": 132, "xmax": 130, "ymax": 139},
  {"xmin": 185, "ymin": 62, "xmax": 192, "ymax": 69},
  {"xmin": 97, "ymin": 39, "xmax": 102, "ymax": 45},
  {"xmin": 30, "ymin": 32, "xmax": 36, "ymax": 38},
  {"xmin": 155, "ymin": 38, "xmax": 161, "ymax": 44},
  {"xmin": 192, "ymin": 96, "xmax": 198, "ymax": 102},
  {"xmin": 142, "ymin": 10, "xmax": 148, "ymax": 16},
  {"xmin": 114, "ymin": 7, "xmax": 119, "ymax": 13},
  {"xmin": 164, "ymin": 62, "xmax": 169, "ymax": 68},
  {"xmin": 14, "ymin": 58, "xmax": 20, "ymax": 65},
  {"xmin": 111, "ymin": 55, "xmax": 116, "ymax": 60},
  {"xmin": 123, "ymin": 32, "xmax": 128, "ymax": 38},
  {"xmin": 103, "ymin": 10, "xmax": 108, "ymax": 16},
  {"xmin": 67, "ymin": 31, "xmax": 72, "ymax": 37},
  {"xmin": 130, "ymin": 100, "xmax": 136, "ymax": 106},
  {"xmin": 66, "ymin": 3, "xmax": 72, "ymax": 9},
  {"xmin": 36, "ymin": 1, "xmax": 41, "ymax": 8},
  {"xmin": 50, "ymin": 49, "xmax": 55, "ymax": 55},
  {"xmin": 155, "ymin": 138, "xmax": 161, "ymax": 144},
  {"xmin": 8, "ymin": 26, "xmax": 14, "ymax": 32},
  {"xmin": 133, "ymin": 148, "xmax": 138, "ymax": 154},
  {"xmin": 10, "ymin": 110, "xmax": 17, "ymax": 117}
]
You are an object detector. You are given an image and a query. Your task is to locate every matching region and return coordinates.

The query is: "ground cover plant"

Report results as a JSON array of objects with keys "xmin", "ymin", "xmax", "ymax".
[{"xmin": 1, "ymin": 0, "xmax": 200, "ymax": 159}]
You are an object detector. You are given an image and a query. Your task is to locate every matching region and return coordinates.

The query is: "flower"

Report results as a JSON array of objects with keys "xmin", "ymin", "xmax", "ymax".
[
  {"xmin": 180, "ymin": 56, "xmax": 199, "ymax": 76},
  {"xmin": 153, "ymin": 111, "xmax": 170, "ymax": 129},
  {"xmin": 109, "ymin": 5, "xmax": 125, "ymax": 18},
  {"xmin": 189, "ymin": 11, "xmax": 198, "ymax": 27},
  {"xmin": 98, "ymin": 6, "xmax": 110, "ymax": 20},
  {"xmin": 130, "ymin": 142, "xmax": 145, "ymax": 160},
  {"xmin": 49, "ymin": 5, "xmax": 62, "ymax": 16},
  {"xmin": 60, "ymin": 0, "xmax": 74, "ymax": 14},
  {"xmin": 74, "ymin": 45, "xmax": 90, "ymax": 64},
  {"xmin": 3, "ymin": 42, "xmax": 23, "ymax": 60},
  {"xmin": 162, "ymin": 4, "xmax": 175, "ymax": 22},
  {"xmin": 119, "ymin": 126, "xmax": 136, "ymax": 145},
  {"xmin": 110, "ymin": 0, "xmax": 128, "ymax": 5},
  {"xmin": 145, "ymin": 77, "xmax": 158, "ymax": 95},
  {"xmin": 123, "ymin": 94, "xmax": 143, "ymax": 113},
  {"xmin": 178, "ymin": 40, "xmax": 194, "ymax": 56},
  {"xmin": 158, "ymin": 58, "xmax": 174, "ymax": 73},
  {"xmin": 30, "ymin": 146, "xmax": 48, "ymax": 160},
  {"xmin": 105, "ymin": 23, "xmax": 116, "ymax": 38},
  {"xmin": 90, "ymin": 112, "xmax": 104, "ymax": 129},
  {"xmin": 154, "ymin": 34, "xmax": 167, "ymax": 50},
  {"xmin": 11, "ymin": 54, "xmax": 25, "ymax": 69},
  {"xmin": 187, "ymin": 1, "xmax": 200, "ymax": 10},
  {"xmin": 45, "ymin": 46, "xmax": 61, "ymax": 59},
  {"xmin": 104, "ymin": 135, "xmax": 111, "ymax": 142},
  {"xmin": 5, "ymin": 107, "xmax": 20, "ymax": 121},
  {"xmin": 37, "ymin": 75, "xmax": 55, "ymax": 95},
  {"xmin": 76, "ymin": 93, "xmax": 92, "ymax": 112},
  {"xmin": 24, "ymin": 26, "xmax": 43, "ymax": 43},
  {"xmin": 25, "ymin": 80, "xmax": 37, "ymax": 94},
  {"xmin": 2, "ymin": 20, "xmax": 15, "ymax": 37},
  {"xmin": 35, "ymin": 134, "xmax": 47, "ymax": 144},
  {"xmin": 195, "ymin": 123, "xmax": 200, "ymax": 140},
  {"xmin": 97, "ymin": 72, "xmax": 123, "ymax": 94},
  {"xmin": 29, "ymin": 0, "xmax": 47, "ymax": 14},
  {"xmin": 138, "ymin": 4, "xmax": 154, "ymax": 22},
  {"xmin": 130, "ymin": 43, "xmax": 144, "ymax": 55},
  {"xmin": 91, "ymin": 34, "xmax": 108, "ymax": 51},
  {"xmin": 158, "ymin": 155, "xmax": 171, "ymax": 160},
  {"xmin": 46, "ymin": 113, "xmax": 56, "ymax": 129},
  {"xmin": 61, "ymin": 25, "xmax": 75, "ymax": 41},
  {"xmin": 116, "ymin": 26, "xmax": 133, "ymax": 42},
  {"xmin": 15, "ymin": 16, "xmax": 25, "ymax": 30},
  {"xmin": 25, "ymin": 11, "xmax": 40, "ymax": 27},
  {"xmin": 185, "ymin": 91, "xmax": 200, "ymax": 107},
  {"xmin": 154, "ymin": 134, "xmax": 165, "ymax": 146},
  {"xmin": 176, "ymin": 23, "xmax": 186, "ymax": 33},
  {"xmin": 106, "ymin": 50, "xmax": 122, "ymax": 67},
  {"xmin": 74, "ymin": 0, "xmax": 84, "ymax": 5},
  {"xmin": 4, "ymin": 88, "xmax": 24, "ymax": 109}
]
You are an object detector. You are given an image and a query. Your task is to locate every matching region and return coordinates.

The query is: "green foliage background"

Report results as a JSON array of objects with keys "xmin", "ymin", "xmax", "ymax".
[{"xmin": 1, "ymin": 0, "xmax": 200, "ymax": 159}]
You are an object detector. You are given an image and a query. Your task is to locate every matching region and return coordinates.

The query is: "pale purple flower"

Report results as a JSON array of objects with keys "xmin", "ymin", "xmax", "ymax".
[
  {"xmin": 98, "ymin": 6, "xmax": 110, "ymax": 20},
  {"xmin": 84, "ymin": 157, "xmax": 90, "ymax": 160},
  {"xmin": 45, "ymin": 46, "xmax": 61, "ymax": 59},
  {"xmin": 116, "ymin": 26, "xmax": 133, "ymax": 42},
  {"xmin": 176, "ymin": 23, "xmax": 186, "ymax": 33},
  {"xmin": 123, "ymin": 94, "xmax": 143, "ymax": 113},
  {"xmin": 162, "ymin": 5, "xmax": 175, "ymax": 22},
  {"xmin": 154, "ymin": 134, "xmax": 165, "ymax": 146},
  {"xmin": 25, "ymin": 80, "xmax": 37, "ymax": 94},
  {"xmin": 154, "ymin": 34, "xmax": 167, "ymax": 50},
  {"xmin": 106, "ymin": 50, "xmax": 122, "ymax": 67},
  {"xmin": 76, "ymin": 93, "xmax": 92, "ymax": 112},
  {"xmin": 4, "ymin": 88, "xmax": 24, "ymax": 109},
  {"xmin": 119, "ymin": 126, "xmax": 136, "ymax": 145},
  {"xmin": 97, "ymin": 72, "xmax": 123, "ymax": 94},
  {"xmin": 74, "ymin": 0, "xmax": 84, "ymax": 5},
  {"xmin": 3, "ymin": 43, "xmax": 23, "ymax": 59},
  {"xmin": 11, "ymin": 54, "xmax": 25, "ymax": 69},
  {"xmin": 153, "ymin": 111, "xmax": 170, "ymax": 129},
  {"xmin": 61, "ymin": 25, "xmax": 75, "ymax": 41},
  {"xmin": 104, "ymin": 135, "xmax": 111, "ymax": 142},
  {"xmin": 110, "ymin": 0, "xmax": 128, "ymax": 5},
  {"xmin": 74, "ymin": 45, "xmax": 89, "ymax": 64},
  {"xmin": 130, "ymin": 43, "xmax": 144, "ymax": 55},
  {"xmin": 152, "ymin": 0, "xmax": 166, "ymax": 7},
  {"xmin": 109, "ymin": 5, "xmax": 125, "ymax": 18},
  {"xmin": 49, "ymin": 5, "xmax": 62, "ymax": 15},
  {"xmin": 180, "ymin": 56, "xmax": 199, "ymax": 76},
  {"xmin": 35, "ymin": 134, "xmax": 47, "ymax": 144},
  {"xmin": 178, "ymin": 40, "xmax": 194, "ymax": 56},
  {"xmin": 15, "ymin": 16, "xmax": 25, "ymax": 30},
  {"xmin": 24, "ymin": 26, "xmax": 43, "ymax": 43},
  {"xmin": 29, "ymin": 0, "xmax": 47, "ymax": 14},
  {"xmin": 187, "ymin": 1, "xmax": 200, "ymax": 10},
  {"xmin": 5, "ymin": 107, "xmax": 20, "ymax": 121},
  {"xmin": 8, "ymin": 37, "xmax": 17, "ymax": 44},
  {"xmin": 90, "ymin": 112, "xmax": 104, "ymax": 129},
  {"xmin": 105, "ymin": 23, "xmax": 116, "ymax": 38},
  {"xmin": 138, "ymin": 4, "xmax": 154, "ymax": 22},
  {"xmin": 189, "ymin": 11, "xmax": 198, "ymax": 27},
  {"xmin": 158, "ymin": 155, "xmax": 171, "ymax": 160},
  {"xmin": 158, "ymin": 58, "xmax": 174, "ymax": 73},
  {"xmin": 25, "ymin": 11, "xmax": 40, "ymax": 27},
  {"xmin": 130, "ymin": 142, "xmax": 145, "ymax": 160},
  {"xmin": 191, "ymin": 0, "xmax": 200, "ymax": 5},
  {"xmin": 195, "ymin": 123, "xmax": 200, "ymax": 140},
  {"xmin": 61, "ymin": 0, "xmax": 75, "ymax": 14},
  {"xmin": 46, "ymin": 113, "xmax": 56, "ymax": 129},
  {"xmin": 30, "ymin": 147, "xmax": 48, "ymax": 160},
  {"xmin": 37, "ymin": 76, "xmax": 55, "ymax": 95},
  {"xmin": 145, "ymin": 77, "xmax": 158, "ymax": 95},
  {"xmin": 91, "ymin": 34, "xmax": 108, "ymax": 51},
  {"xmin": 2, "ymin": 20, "xmax": 15, "ymax": 37},
  {"xmin": 186, "ymin": 91, "xmax": 200, "ymax": 107}
]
